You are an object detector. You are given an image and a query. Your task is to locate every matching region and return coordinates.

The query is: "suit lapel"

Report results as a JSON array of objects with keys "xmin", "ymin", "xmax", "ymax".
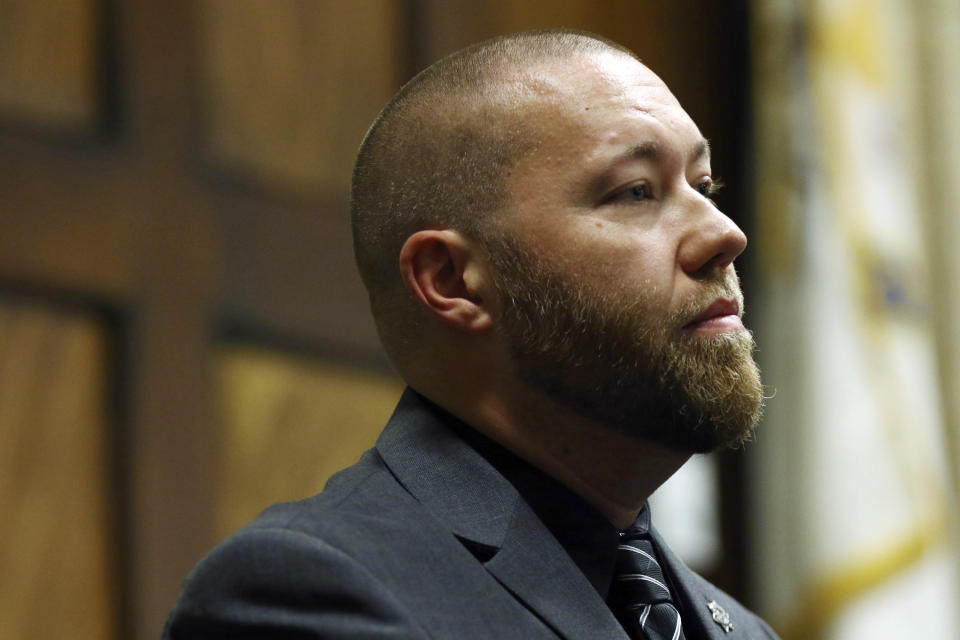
[
  {"xmin": 377, "ymin": 389, "xmax": 628, "ymax": 640},
  {"xmin": 483, "ymin": 495, "xmax": 629, "ymax": 640},
  {"xmin": 649, "ymin": 525, "xmax": 742, "ymax": 640}
]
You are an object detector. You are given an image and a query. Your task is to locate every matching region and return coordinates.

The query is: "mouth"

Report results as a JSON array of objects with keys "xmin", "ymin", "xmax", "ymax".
[{"xmin": 683, "ymin": 298, "xmax": 744, "ymax": 334}]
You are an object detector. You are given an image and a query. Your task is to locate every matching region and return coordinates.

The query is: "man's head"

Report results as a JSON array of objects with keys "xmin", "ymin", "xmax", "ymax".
[
  {"xmin": 351, "ymin": 31, "xmax": 638, "ymax": 357},
  {"xmin": 351, "ymin": 29, "xmax": 763, "ymax": 453}
]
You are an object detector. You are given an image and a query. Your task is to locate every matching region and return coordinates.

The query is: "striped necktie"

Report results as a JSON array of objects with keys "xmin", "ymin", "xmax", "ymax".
[{"xmin": 609, "ymin": 532, "xmax": 687, "ymax": 640}]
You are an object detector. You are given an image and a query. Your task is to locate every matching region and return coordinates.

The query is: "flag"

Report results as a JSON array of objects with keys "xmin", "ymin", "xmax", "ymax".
[{"xmin": 751, "ymin": 0, "xmax": 960, "ymax": 637}]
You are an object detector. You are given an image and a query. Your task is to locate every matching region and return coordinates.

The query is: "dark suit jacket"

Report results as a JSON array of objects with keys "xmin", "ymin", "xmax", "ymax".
[{"xmin": 164, "ymin": 389, "xmax": 780, "ymax": 639}]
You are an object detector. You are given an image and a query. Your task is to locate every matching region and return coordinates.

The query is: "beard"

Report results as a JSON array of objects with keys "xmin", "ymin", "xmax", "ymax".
[{"xmin": 485, "ymin": 233, "xmax": 764, "ymax": 453}]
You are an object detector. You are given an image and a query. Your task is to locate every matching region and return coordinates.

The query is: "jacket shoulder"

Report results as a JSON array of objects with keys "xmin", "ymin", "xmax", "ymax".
[
  {"xmin": 163, "ymin": 449, "xmax": 432, "ymax": 639},
  {"xmin": 163, "ymin": 524, "xmax": 429, "ymax": 639}
]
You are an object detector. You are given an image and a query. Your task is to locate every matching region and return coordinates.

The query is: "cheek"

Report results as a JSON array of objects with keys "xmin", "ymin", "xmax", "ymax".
[
  {"xmin": 590, "ymin": 226, "xmax": 675, "ymax": 274},
  {"xmin": 508, "ymin": 212, "xmax": 681, "ymax": 296},
  {"xmin": 564, "ymin": 230, "xmax": 679, "ymax": 301}
]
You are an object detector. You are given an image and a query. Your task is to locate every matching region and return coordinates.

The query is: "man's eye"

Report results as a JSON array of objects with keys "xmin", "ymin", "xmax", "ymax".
[{"xmin": 629, "ymin": 184, "xmax": 652, "ymax": 201}]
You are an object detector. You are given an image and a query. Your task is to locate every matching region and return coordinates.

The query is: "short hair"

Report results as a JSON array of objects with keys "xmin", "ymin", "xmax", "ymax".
[{"xmin": 350, "ymin": 29, "xmax": 639, "ymax": 366}]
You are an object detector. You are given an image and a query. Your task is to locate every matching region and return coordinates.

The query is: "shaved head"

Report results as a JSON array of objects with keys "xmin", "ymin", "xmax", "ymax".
[
  {"xmin": 350, "ymin": 29, "xmax": 762, "ymax": 453},
  {"xmin": 350, "ymin": 30, "xmax": 640, "ymax": 365}
]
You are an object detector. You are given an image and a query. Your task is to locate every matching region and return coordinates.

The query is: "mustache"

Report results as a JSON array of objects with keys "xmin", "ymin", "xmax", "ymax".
[{"xmin": 674, "ymin": 273, "xmax": 744, "ymax": 326}]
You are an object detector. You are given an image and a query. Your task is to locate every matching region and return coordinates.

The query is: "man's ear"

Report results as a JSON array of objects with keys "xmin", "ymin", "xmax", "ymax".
[{"xmin": 398, "ymin": 229, "xmax": 495, "ymax": 333}]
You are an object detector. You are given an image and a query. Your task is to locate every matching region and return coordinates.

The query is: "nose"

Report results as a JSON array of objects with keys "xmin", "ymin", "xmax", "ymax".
[{"xmin": 677, "ymin": 203, "xmax": 748, "ymax": 278}]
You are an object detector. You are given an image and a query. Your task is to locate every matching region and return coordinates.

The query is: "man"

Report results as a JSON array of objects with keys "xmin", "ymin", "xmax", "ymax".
[{"xmin": 164, "ymin": 29, "xmax": 778, "ymax": 639}]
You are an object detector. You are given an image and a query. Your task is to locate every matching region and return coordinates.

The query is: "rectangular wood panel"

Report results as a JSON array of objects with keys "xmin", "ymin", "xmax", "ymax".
[
  {"xmin": 0, "ymin": 0, "xmax": 100, "ymax": 130},
  {"xmin": 199, "ymin": 0, "xmax": 402, "ymax": 198},
  {"xmin": 0, "ymin": 297, "xmax": 115, "ymax": 639},
  {"xmin": 217, "ymin": 344, "xmax": 403, "ymax": 537}
]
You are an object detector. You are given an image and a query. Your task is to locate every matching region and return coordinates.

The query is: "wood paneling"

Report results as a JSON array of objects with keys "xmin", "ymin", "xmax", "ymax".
[
  {"xmin": 217, "ymin": 345, "xmax": 403, "ymax": 536},
  {"xmin": 0, "ymin": 299, "xmax": 114, "ymax": 639},
  {"xmin": 0, "ymin": 0, "xmax": 99, "ymax": 130},
  {"xmin": 215, "ymin": 191, "xmax": 385, "ymax": 359},
  {"xmin": 418, "ymin": 0, "xmax": 588, "ymax": 59},
  {"xmin": 0, "ymin": 144, "xmax": 138, "ymax": 298},
  {"xmin": 199, "ymin": 0, "xmax": 401, "ymax": 197}
]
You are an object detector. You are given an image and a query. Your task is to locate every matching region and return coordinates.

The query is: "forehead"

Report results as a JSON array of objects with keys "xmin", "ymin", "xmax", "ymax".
[
  {"xmin": 511, "ymin": 51, "xmax": 703, "ymax": 168},
  {"xmin": 545, "ymin": 52, "xmax": 682, "ymax": 113}
]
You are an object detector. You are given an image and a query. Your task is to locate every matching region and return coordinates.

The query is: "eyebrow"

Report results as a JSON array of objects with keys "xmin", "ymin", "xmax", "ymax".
[
  {"xmin": 692, "ymin": 137, "xmax": 711, "ymax": 163},
  {"xmin": 627, "ymin": 140, "xmax": 662, "ymax": 161},
  {"xmin": 625, "ymin": 138, "xmax": 710, "ymax": 162}
]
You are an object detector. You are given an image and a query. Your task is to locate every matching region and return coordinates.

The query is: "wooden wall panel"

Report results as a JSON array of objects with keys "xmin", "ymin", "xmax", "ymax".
[
  {"xmin": 217, "ymin": 345, "xmax": 403, "ymax": 537},
  {"xmin": 0, "ymin": 0, "xmax": 99, "ymax": 130},
  {"xmin": 0, "ymin": 299, "xmax": 114, "ymax": 640},
  {"xmin": 418, "ymin": 0, "xmax": 676, "ymax": 67},
  {"xmin": 199, "ymin": 0, "xmax": 401, "ymax": 197},
  {"xmin": 215, "ymin": 192, "xmax": 385, "ymax": 360},
  {"xmin": 0, "ymin": 153, "xmax": 138, "ymax": 298},
  {"xmin": 419, "ymin": 0, "xmax": 589, "ymax": 59}
]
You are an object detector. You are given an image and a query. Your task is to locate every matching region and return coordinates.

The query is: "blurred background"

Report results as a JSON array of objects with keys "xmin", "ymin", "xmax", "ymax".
[{"xmin": 0, "ymin": 0, "xmax": 957, "ymax": 638}]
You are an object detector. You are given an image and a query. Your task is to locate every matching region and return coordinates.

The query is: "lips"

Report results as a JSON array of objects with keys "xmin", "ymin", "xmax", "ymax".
[{"xmin": 684, "ymin": 298, "xmax": 742, "ymax": 331}]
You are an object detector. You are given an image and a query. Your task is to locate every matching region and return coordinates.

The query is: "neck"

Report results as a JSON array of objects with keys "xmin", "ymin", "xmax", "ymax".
[
  {"xmin": 464, "ymin": 387, "xmax": 692, "ymax": 529},
  {"xmin": 407, "ymin": 339, "xmax": 691, "ymax": 530}
]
